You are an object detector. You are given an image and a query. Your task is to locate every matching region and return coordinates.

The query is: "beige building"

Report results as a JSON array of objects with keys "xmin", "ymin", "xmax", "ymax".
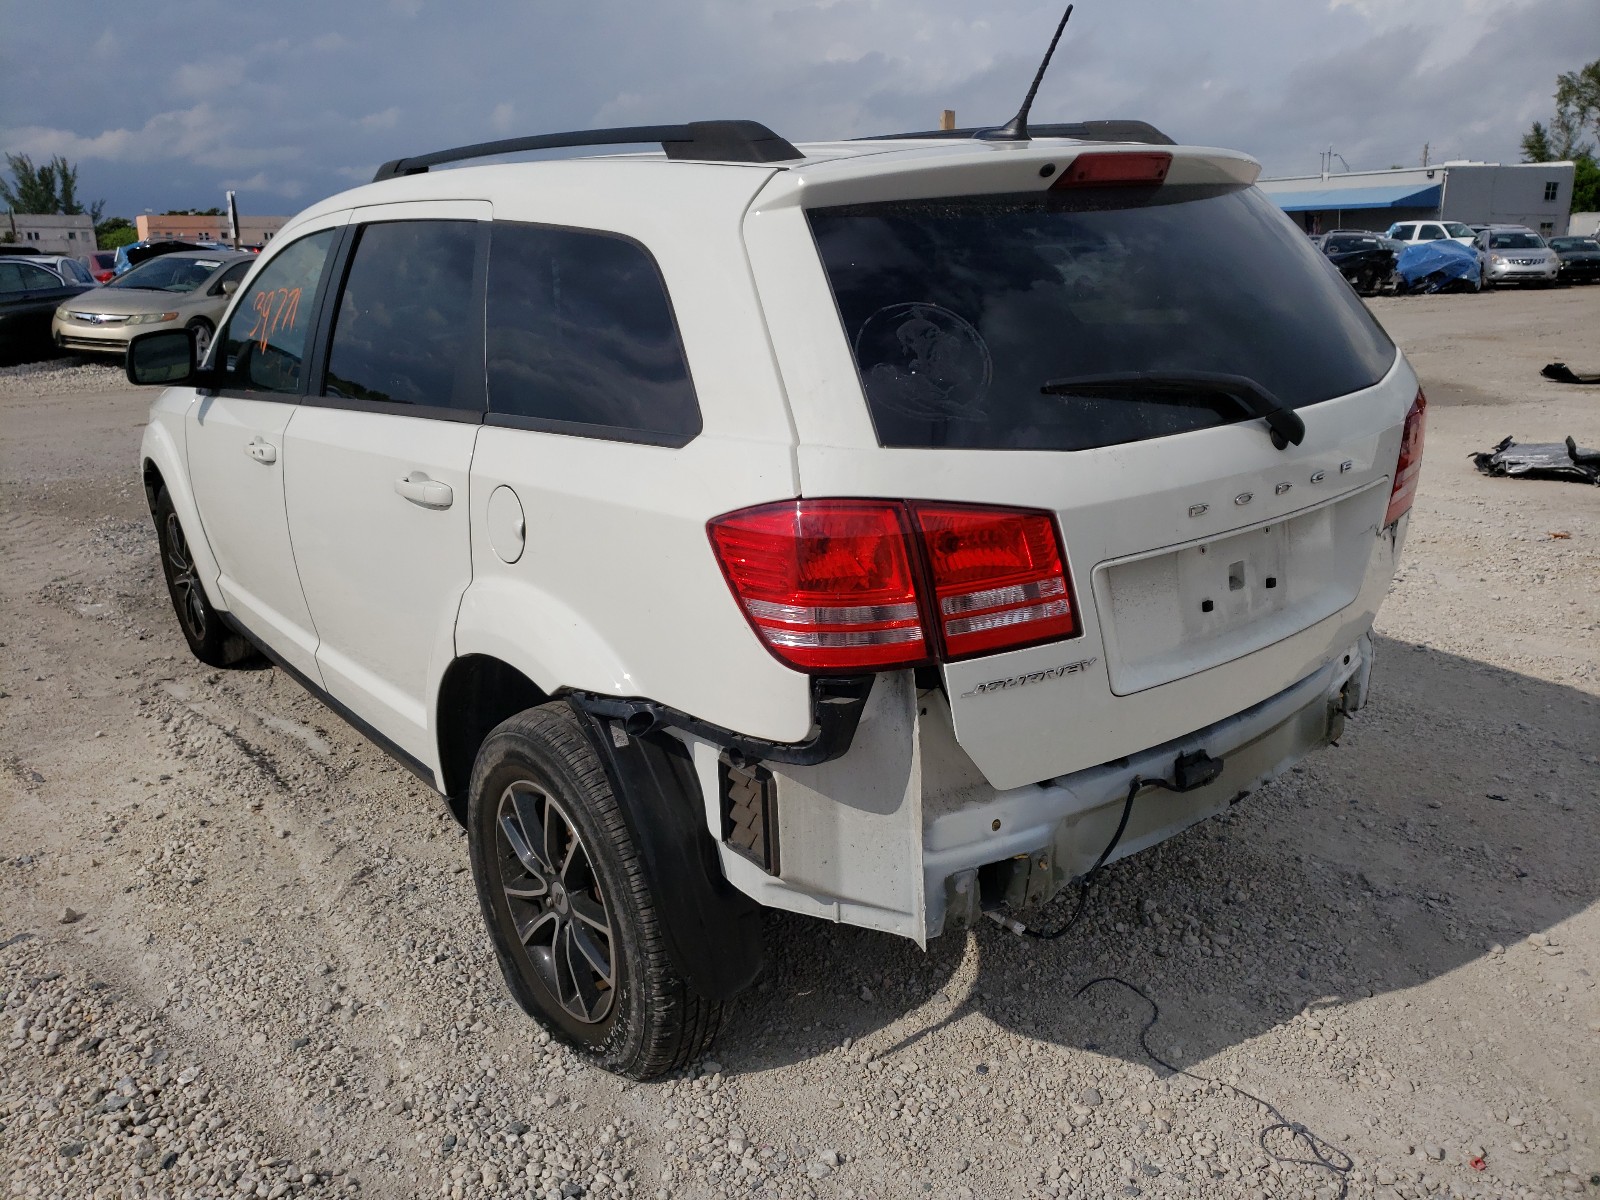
[
  {"xmin": 135, "ymin": 213, "xmax": 289, "ymax": 246},
  {"xmin": 2, "ymin": 212, "xmax": 98, "ymax": 255}
]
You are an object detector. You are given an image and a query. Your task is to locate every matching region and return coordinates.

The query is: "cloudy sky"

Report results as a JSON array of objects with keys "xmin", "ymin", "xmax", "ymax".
[{"xmin": 4, "ymin": 0, "xmax": 1593, "ymax": 218}]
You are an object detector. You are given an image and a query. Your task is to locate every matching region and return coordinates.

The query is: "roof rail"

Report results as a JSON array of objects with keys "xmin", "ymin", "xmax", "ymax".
[
  {"xmin": 858, "ymin": 120, "xmax": 1176, "ymax": 147},
  {"xmin": 373, "ymin": 120, "xmax": 803, "ymax": 182}
]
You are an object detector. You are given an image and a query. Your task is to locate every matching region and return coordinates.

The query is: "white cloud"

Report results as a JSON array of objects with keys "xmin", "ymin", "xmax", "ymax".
[
  {"xmin": 0, "ymin": 104, "xmax": 296, "ymax": 172},
  {"xmin": 490, "ymin": 102, "xmax": 515, "ymax": 133},
  {"xmin": 358, "ymin": 107, "xmax": 401, "ymax": 130}
]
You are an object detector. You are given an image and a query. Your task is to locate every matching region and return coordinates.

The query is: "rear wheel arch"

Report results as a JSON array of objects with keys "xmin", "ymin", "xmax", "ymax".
[{"xmin": 435, "ymin": 654, "xmax": 549, "ymax": 818}]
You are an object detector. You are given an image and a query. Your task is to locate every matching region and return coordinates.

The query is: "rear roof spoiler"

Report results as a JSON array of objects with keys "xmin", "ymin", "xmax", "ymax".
[
  {"xmin": 858, "ymin": 120, "xmax": 1176, "ymax": 146},
  {"xmin": 373, "ymin": 120, "xmax": 804, "ymax": 181}
]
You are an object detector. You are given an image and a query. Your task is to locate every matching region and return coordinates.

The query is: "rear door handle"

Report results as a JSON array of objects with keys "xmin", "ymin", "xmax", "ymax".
[
  {"xmin": 394, "ymin": 472, "xmax": 453, "ymax": 510},
  {"xmin": 246, "ymin": 437, "xmax": 277, "ymax": 464}
]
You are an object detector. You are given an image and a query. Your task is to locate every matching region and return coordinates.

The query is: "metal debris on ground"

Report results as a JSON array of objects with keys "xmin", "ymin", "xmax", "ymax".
[
  {"xmin": 1472, "ymin": 435, "xmax": 1600, "ymax": 485},
  {"xmin": 1540, "ymin": 362, "xmax": 1600, "ymax": 384}
]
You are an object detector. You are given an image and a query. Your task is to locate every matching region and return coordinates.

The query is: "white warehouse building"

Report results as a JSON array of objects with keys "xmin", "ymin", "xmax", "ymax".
[{"xmin": 1258, "ymin": 161, "xmax": 1577, "ymax": 238}]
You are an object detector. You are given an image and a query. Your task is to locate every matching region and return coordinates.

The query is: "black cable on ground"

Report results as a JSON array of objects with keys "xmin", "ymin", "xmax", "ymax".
[
  {"xmin": 997, "ymin": 775, "xmax": 1175, "ymax": 941},
  {"xmin": 1074, "ymin": 976, "xmax": 1355, "ymax": 1199},
  {"xmin": 982, "ymin": 770, "xmax": 1357, "ymax": 1196}
]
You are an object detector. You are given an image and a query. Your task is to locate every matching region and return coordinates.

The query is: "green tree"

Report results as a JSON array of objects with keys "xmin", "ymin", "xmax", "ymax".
[
  {"xmin": 95, "ymin": 215, "xmax": 137, "ymax": 251},
  {"xmin": 1520, "ymin": 122, "xmax": 1553, "ymax": 163},
  {"xmin": 1573, "ymin": 155, "xmax": 1599, "ymax": 213},
  {"xmin": 1522, "ymin": 59, "xmax": 1599, "ymax": 162},
  {"xmin": 0, "ymin": 153, "xmax": 105, "ymax": 222}
]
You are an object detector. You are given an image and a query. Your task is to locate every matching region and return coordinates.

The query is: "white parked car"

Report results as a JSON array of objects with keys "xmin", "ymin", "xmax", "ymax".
[
  {"xmin": 1385, "ymin": 219, "xmax": 1477, "ymax": 246},
  {"xmin": 129, "ymin": 118, "xmax": 1425, "ymax": 1078}
]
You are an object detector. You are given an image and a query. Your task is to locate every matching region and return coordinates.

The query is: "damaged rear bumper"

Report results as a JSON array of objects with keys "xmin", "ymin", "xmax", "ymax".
[
  {"xmin": 932, "ymin": 631, "xmax": 1373, "ymax": 935},
  {"xmin": 682, "ymin": 632, "xmax": 1375, "ymax": 945}
]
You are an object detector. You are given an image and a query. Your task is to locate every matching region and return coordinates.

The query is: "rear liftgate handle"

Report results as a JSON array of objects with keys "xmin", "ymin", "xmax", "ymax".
[{"xmin": 394, "ymin": 471, "xmax": 453, "ymax": 510}]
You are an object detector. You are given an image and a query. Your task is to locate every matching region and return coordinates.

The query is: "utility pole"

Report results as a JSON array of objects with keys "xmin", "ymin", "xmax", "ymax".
[
  {"xmin": 1422, "ymin": 143, "xmax": 1430, "ymax": 167},
  {"xmin": 940, "ymin": 109, "xmax": 956, "ymax": 131}
]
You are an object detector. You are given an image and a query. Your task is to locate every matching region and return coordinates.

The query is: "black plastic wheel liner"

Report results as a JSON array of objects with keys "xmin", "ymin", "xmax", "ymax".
[{"xmin": 567, "ymin": 701, "xmax": 765, "ymax": 1002}]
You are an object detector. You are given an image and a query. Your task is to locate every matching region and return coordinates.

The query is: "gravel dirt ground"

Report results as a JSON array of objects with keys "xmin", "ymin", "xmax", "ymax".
[{"xmin": 2, "ymin": 289, "xmax": 1597, "ymax": 1200}]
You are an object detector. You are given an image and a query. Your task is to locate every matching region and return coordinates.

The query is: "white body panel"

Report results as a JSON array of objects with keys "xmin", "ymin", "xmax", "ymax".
[
  {"xmin": 284, "ymin": 407, "xmax": 478, "ymax": 763},
  {"xmin": 185, "ymin": 395, "xmax": 321, "ymax": 679}
]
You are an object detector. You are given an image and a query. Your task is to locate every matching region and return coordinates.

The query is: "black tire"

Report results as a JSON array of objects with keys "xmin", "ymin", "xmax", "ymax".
[
  {"xmin": 185, "ymin": 318, "xmax": 214, "ymax": 363},
  {"xmin": 468, "ymin": 702, "xmax": 721, "ymax": 1079},
  {"xmin": 152, "ymin": 488, "xmax": 254, "ymax": 668}
]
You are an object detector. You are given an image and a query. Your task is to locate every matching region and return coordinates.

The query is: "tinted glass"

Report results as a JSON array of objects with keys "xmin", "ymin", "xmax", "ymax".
[
  {"xmin": 1489, "ymin": 232, "xmax": 1545, "ymax": 249},
  {"xmin": 486, "ymin": 223, "xmax": 699, "ymax": 443},
  {"xmin": 324, "ymin": 220, "xmax": 482, "ymax": 411},
  {"xmin": 217, "ymin": 261, "xmax": 251, "ymax": 288},
  {"xmin": 0, "ymin": 262, "xmax": 29, "ymax": 293},
  {"xmin": 220, "ymin": 229, "xmax": 335, "ymax": 393},
  {"xmin": 16, "ymin": 262, "xmax": 61, "ymax": 289},
  {"xmin": 809, "ymin": 185, "xmax": 1397, "ymax": 452}
]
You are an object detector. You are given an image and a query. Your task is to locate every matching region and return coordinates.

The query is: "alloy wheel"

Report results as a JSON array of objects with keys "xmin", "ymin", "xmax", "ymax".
[
  {"xmin": 164, "ymin": 512, "xmax": 206, "ymax": 640},
  {"xmin": 495, "ymin": 782, "xmax": 617, "ymax": 1024}
]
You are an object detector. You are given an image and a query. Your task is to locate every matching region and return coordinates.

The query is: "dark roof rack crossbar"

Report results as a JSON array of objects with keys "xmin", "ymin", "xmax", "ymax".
[
  {"xmin": 857, "ymin": 120, "xmax": 1175, "ymax": 147},
  {"xmin": 373, "ymin": 120, "xmax": 803, "ymax": 182}
]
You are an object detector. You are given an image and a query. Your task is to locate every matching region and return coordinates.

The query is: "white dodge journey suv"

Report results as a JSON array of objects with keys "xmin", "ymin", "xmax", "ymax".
[{"xmin": 130, "ymin": 117, "xmax": 1424, "ymax": 1079}]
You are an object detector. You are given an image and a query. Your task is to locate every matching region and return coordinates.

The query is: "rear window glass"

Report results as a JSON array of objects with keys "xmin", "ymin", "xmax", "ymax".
[
  {"xmin": 485, "ymin": 223, "xmax": 700, "ymax": 445},
  {"xmin": 809, "ymin": 185, "xmax": 1397, "ymax": 452}
]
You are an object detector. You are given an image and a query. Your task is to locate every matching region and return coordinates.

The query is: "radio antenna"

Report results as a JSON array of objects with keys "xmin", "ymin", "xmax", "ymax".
[{"xmin": 977, "ymin": 4, "xmax": 1074, "ymax": 142}]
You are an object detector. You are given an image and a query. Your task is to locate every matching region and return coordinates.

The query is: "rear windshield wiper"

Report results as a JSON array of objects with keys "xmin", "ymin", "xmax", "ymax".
[{"xmin": 1040, "ymin": 370, "xmax": 1307, "ymax": 450}]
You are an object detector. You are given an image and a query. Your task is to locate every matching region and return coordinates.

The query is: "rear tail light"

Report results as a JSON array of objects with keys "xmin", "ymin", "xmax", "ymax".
[
  {"xmin": 707, "ymin": 501, "xmax": 928, "ymax": 672},
  {"xmin": 1384, "ymin": 388, "xmax": 1427, "ymax": 526},
  {"xmin": 708, "ymin": 500, "xmax": 1077, "ymax": 673},
  {"xmin": 912, "ymin": 504, "xmax": 1075, "ymax": 660},
  {"xmin": 1051, "ymin": 151, "xmax": 1172, "ymax": 189}
]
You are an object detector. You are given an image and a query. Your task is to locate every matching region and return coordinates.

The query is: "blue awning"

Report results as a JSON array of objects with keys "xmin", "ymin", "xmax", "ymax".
[{"xmin": 1264, "ymin": 183, "xmax": 1442, "ymax": 212}]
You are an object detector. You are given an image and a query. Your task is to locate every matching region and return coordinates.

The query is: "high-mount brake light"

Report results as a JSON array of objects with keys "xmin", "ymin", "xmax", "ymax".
[
  {"xmin": 911, "ymin": 504, "xmax": 1076, "ymax": 660},
  {"xmin": 708, "ymin": 500, "xmax": 1078, "ymax": 673},
  {"xmin": 707, "ymin": 501, "xmax": 929, "ymax": 673},
  {"xmin": 1384, "ymin": 388, "xmax": 1427, "ymax": 526},
  {"xmin": 1051, "ymin": 151, "xmax": 1172, "ymax": 188}
]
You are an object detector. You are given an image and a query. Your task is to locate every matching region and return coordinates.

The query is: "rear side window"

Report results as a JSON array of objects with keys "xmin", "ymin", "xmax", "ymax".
[
  {"xmin": 324, "ymin": 220, "xmax": 484, "ymax": 414},
  {"xmin": 485, "ymin": 223, "xmax": 700, "ymax": 445},
  {"xmin": 808, "ymin": 185, "xmax": 1397, "ymax": 452},
  {"xmin": 220, "ymin": 229, "xmax": 336, "ymax": 393}
]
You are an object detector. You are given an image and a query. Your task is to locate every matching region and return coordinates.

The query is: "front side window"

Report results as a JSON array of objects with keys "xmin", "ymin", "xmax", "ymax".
[
  {"xmin": 219, "ymin": 229, "xmax": 336, "ymax": 394},
  {"xmin": 323, "ymin": 220, "xmax": 483, "ymax": 413},
  {"xmin": 1418, "ymin": 225, "xmax": 1445, "ymax": 241},
  {"xmin": 809, "ymin": 184, "xmax": 1397, "ymax": 452},
  {"xmin": 1442, "ymin": 222, "xmax": 1475, "ymax": 237},
  {"xmin": 485, "ymin": 223, "xmax": 700, "ymax": 444},
  {"xmin": 214, "ymin": 261, "xmax": 251, "ymax": 292}
]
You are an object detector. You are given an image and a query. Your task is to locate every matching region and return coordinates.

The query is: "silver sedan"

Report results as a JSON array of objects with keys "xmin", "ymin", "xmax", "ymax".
[{"xmin": 52, "ymin": 251, "xmax": 253, "ymax": 359}]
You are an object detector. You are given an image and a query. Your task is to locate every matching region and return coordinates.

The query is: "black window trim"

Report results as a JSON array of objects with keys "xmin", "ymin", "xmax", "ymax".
[
  {"xmin": 483, "ymin": 218, "xmax": 703, "ymax": 449},
  {"xmin": 300, "ymin": 216, "xmax": 491, "ymax": 424},
  {"xmin": 209, "ymin": 223, "xmax": 351, "ymax": 404}
]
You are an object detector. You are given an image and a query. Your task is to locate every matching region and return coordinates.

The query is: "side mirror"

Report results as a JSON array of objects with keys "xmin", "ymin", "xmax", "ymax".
[
  {"xmin": 126, "ymin": 329, "xmax": 198, "ymax": 386},
  {"xmin": 221, "ymin": 279, "xmax": 240, "ymax": 295}
]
